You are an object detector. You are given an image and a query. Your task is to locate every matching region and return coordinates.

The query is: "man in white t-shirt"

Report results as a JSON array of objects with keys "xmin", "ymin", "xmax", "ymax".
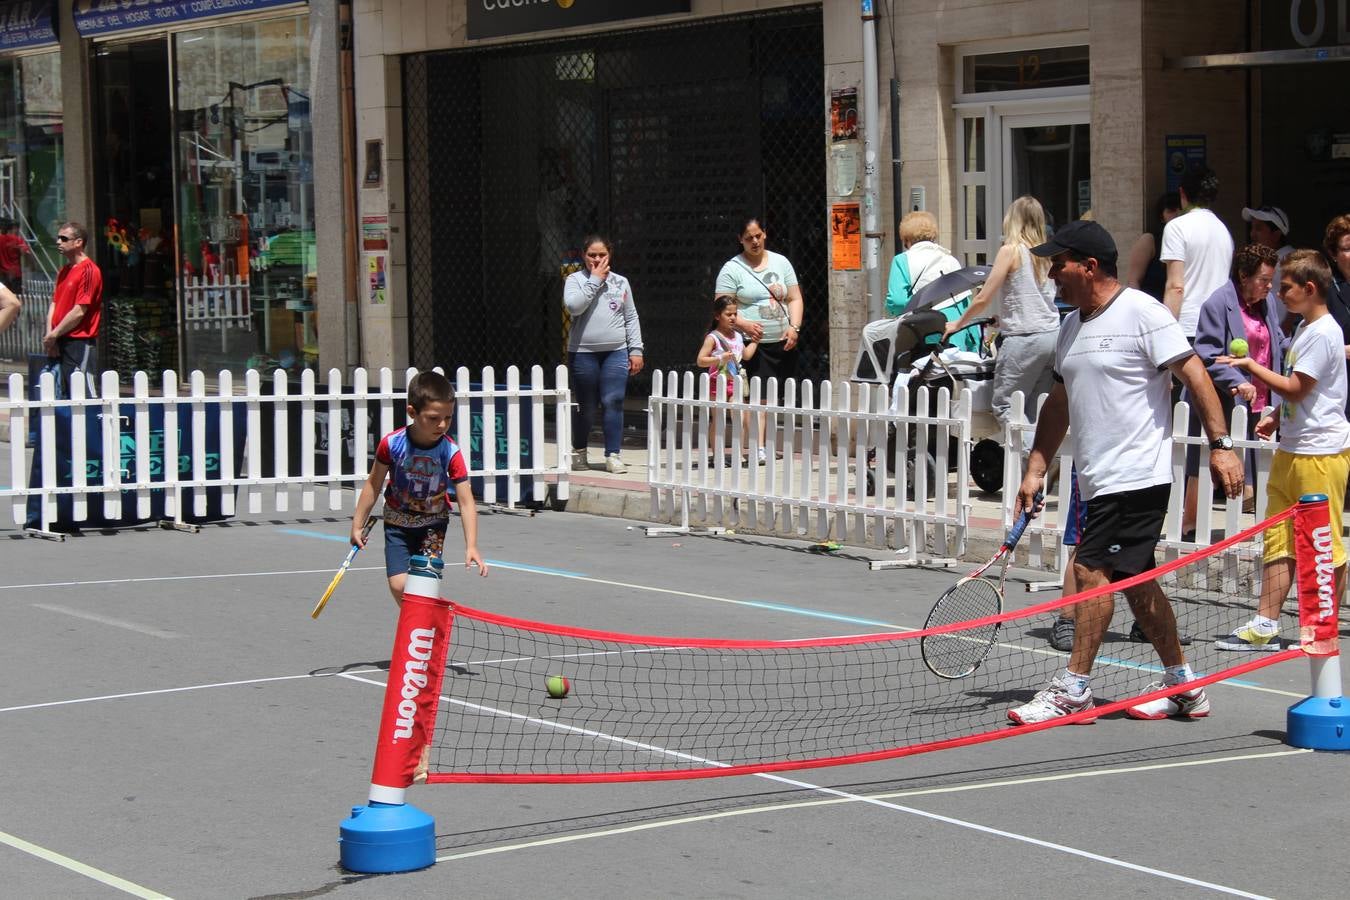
[
  {"xmin": 1161, "ymin": 165, "xmax": 1234, "ymax": 339},
  {"xmin": 1005, "ymin": 221, "xmax": 1244, "ymax": 726},
  {"xmin": 1213, "ymin": 251, "xmax": 1350, "ymax": 651}
]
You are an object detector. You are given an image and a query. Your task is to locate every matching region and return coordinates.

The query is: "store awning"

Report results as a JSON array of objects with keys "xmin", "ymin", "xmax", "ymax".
[
  {"xmin": 73, "ymin": 0, "xmax": 304, "ymax": 39},
  {"xmin": 0, "ymin": 1, "xmax": 57, "ymax": 52},
  {"xmin": 1167, "ymin": 45, "xmax": 1350, "ymax": 69}
]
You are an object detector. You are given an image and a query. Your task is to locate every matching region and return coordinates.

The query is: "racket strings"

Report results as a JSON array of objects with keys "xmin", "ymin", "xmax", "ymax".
[{"xmin": 921, "ymin": 579, "xmax": 1002, "ymax": 678}]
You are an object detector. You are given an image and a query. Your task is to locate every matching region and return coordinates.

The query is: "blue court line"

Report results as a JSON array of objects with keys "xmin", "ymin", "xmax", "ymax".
[
  {"xmin": 278, "ymin": 528, "xmax": 349, "ymax": 543},
  {"xmin": 486, "ymin": 559, "xmax": 588, "ymax": 578},
  {"xmin": 738, "ymin": 600, "xmax": 899, "ymax": 629},
  {"xmin": 1097, "ymin": 655, "xmax": 1259, "ymax": 687},
  {"xmin": 276, "ymin": 529, "xmax": 588, "ymax": 578}
]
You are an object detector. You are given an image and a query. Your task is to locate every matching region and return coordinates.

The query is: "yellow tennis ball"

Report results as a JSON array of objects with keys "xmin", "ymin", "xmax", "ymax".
[
  {"xmin": 545, "ymin": 675, "xmax": 570, "ymax": 699},
  {"xmin": 1229, "ymin": 338, "xmax": 1249, "ymax": 358}
]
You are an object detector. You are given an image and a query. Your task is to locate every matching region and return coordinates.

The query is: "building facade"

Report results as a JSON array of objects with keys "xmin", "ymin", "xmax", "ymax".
[
  {"xmin": 0, "ymin": 0, "xmax": 353, "ymax": 380},
  {"xmin": 356, "ymin": 0, "xmax": 1347, "ymax": 387},
  {"xmin": 1, "ymin": 1, "xmax": 1344, "ymax": 388}
]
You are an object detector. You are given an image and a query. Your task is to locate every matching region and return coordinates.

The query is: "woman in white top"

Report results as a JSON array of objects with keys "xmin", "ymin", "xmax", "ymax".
[{"xmin": 944, "ymin": 195, "xmax": 1060, "ymax": 426}]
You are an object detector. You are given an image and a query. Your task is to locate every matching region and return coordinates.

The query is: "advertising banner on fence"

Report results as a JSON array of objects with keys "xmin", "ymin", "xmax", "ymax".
[{"xmin": 25, "ymin": 401, "xmax": 248, "ymax": 530}]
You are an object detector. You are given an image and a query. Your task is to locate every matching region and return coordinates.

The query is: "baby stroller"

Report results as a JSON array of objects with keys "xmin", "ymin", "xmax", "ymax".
[{"xmin": 852, "ymin": 277, "xmax": 1005, "ymax": 495}]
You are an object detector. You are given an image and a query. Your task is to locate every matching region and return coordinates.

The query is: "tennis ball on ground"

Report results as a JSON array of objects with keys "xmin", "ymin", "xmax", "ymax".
[
  {"xmin": 545, "ymin": 675, "xmax": 570, "ymax": 699},
  {"xmin": 1229, "ymin": 338, "xmax": 1249, "ymax": 358}
]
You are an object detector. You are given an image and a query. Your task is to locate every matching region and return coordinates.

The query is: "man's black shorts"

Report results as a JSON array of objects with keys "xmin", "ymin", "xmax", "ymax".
[{"xmin": 1075, "ymin": 483, "xmax": 1171, "ymax": 581}]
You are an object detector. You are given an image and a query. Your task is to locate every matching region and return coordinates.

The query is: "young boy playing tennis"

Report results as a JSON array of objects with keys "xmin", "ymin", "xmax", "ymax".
[
  {"xmin": 1214, "ymin": 250, "xmax": 1350, "ymax": 650},
  {"xmin": 351, "ymin": 370, "xmax": 488, "ymax": 605}
]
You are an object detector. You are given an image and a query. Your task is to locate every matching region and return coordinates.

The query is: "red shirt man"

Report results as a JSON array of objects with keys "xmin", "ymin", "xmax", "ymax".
[
  {"xmin": 0, "ymin": 223, "xmax": 30, "ymax": 292},
  {"xmin": 45, "ymin": 223, "xmax": 104, "ymax": 397}
]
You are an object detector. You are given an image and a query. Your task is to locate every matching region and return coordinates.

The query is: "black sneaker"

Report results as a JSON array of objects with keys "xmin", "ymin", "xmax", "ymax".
[
  {"xmin": 1128, "ymin": 621, "xmax": 1193, "ymax": 646},
  {"xmin": 1049, "ymin": 616, "xmax": 1075, "ymax": 652}
]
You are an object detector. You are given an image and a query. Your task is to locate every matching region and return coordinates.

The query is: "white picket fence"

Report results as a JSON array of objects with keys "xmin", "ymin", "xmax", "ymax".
[
  {"xmin": 646, "ymin": 370, "xmax": 971, "ymax": 567},
  {"xmin": 2, "ymin": 364, "xmax": 571, "ymax": 534},
  {"xmin": 999, "ymin": 390, "xmax": 1276, "ymax": 580}
]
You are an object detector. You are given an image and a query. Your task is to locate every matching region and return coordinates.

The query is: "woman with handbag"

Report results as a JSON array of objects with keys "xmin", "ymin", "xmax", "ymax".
[{"xmin": 714, "ymin": 216, "xmax": 804, "ymax": 464}]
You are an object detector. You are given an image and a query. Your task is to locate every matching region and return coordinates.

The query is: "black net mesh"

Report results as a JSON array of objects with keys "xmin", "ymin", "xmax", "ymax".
[
  {"xmin": 403, "ymin": 7, "xmax": 827, "ymax": 390},
  {"xmin": 428, "ymin": 517, "xmax": 1304, "ymax": 781}
]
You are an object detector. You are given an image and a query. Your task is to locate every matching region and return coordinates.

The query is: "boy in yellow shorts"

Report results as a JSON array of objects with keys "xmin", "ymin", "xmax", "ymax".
[{"xmin": 1215, "ymin": 249, "xmax": 1350, "ymax": 650}]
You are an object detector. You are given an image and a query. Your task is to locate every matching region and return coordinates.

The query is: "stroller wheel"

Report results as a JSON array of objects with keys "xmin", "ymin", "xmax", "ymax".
[{"xmin": 971, "ymin": 439, "xmax": 1004, "ymax": 494}]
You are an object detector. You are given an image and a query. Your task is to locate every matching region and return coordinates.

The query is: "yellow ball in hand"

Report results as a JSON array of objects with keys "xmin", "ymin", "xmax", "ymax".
[{"xmin": 1229, "ymin": 338, "xmax": 1249, "ymax": 358}]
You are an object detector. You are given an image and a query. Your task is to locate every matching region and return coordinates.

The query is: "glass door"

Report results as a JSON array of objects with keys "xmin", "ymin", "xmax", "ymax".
[
  {"xmin": 173, "ymin": 15, "xmax": 315, "ymax": 375},
  {"xmin": 1000, "ymin": 112, "xmax": 1090, "ymax": 236}
]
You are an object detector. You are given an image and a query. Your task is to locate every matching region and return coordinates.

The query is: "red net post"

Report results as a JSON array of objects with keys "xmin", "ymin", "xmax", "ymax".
[
  {"xmin": 368, "ymin": 563, "xmax": 454, "ymax": 805},
  {"xmin": 1288, "ymin": 494, "xmax": 1349, "ymax": 749},
  {"xmin": 340, "ymin": 556, "xmax": 453, "ymax": 874}
]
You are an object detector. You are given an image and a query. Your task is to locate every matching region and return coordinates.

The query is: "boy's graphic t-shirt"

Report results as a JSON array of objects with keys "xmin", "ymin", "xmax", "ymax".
[{"xmin": 377, "ymin": 428, "xmax": 470, "ymax": 527}]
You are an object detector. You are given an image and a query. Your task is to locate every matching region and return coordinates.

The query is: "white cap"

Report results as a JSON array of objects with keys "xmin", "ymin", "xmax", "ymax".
[{"xmin": 1242, "ymin": 205, "xmax": 1290, "ymax": 237}]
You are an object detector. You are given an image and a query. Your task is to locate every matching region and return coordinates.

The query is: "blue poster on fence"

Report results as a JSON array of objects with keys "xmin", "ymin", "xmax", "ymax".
[{"xmin": 25, "ymin": 402, "xmax": 248, "ymax": 530}]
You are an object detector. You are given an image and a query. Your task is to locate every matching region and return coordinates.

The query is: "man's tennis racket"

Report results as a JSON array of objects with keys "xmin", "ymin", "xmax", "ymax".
[
  {"xmin": 920, "ymin": 494, "xmax": 1040, "ymax": 679},
  {"xmin": 311, "ymin": 516, "xmax": 377, "ymax": 619}
]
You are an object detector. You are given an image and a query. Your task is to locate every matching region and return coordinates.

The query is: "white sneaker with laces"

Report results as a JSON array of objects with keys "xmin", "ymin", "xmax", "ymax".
[
  {"xmin": 1126, "ymin": 682, "xmax": 1210, "ymax": 720},
  {"xmin": 1008, "ymin": 681, "xmax": 1096, "ymax": 726},
  {"xmin": 605, "ymin": 453, "xmax": 627, "ymax": 474}
]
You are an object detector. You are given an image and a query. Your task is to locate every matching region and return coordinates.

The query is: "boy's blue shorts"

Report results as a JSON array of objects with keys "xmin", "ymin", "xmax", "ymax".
[{"xmin": 383, "ymin": 521, "xmax": 448, "ymax": 577}]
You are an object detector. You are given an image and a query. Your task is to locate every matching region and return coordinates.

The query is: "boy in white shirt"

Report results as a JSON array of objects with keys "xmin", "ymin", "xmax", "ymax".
[{"xmin": 1215, "ymin": 250, "xmax": 1350, "ymax": 650}]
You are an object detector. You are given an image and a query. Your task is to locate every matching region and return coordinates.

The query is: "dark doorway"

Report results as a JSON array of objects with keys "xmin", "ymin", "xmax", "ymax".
[
  {"xmin": 403, "ymin": 6, "xmax": 827, "ymax": 391},
  {"xmin": 92, "ymin": 39, "xmax": 178, "ymax": 378}
]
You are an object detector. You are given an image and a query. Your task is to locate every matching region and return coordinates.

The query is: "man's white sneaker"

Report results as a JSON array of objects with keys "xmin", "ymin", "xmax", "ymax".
[
  {"xmin": 1126, "ymin": 682, "xmax": 1210, "ymax": 720},
  {"xmin": 605, "ymin": 453, "xmax": 627, "ymax": 474},
  {"xmin": 1008, "ymin": 682, "xmax": 1096, "ymax": 725}
]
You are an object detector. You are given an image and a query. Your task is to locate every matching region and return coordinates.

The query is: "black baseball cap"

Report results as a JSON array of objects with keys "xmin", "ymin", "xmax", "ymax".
[{"xmin": 1031, "ymin": 220, "xmax": 1119, "ymax": 266}]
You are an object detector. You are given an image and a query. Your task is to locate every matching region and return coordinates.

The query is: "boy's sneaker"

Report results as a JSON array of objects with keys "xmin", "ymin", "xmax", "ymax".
[
  {"xmin": 1008, "ymin": 680, "xmax": 1096, "ymax": 725},
  {"xmin": 571, "ymin": 449, "xmax": 590, "ymax": 472},
  {"xmin": 1126, "ymin": 682, "xmax": 1210, "ymax": 720},
  {"xmin": 1048, "ymin": 616, "xmax": 1075, "ymax": 652},
  {"xmin": 1215, "ymin": 621, "xmax": 1282, "ymax": 652},
  {"xmin": 605, "ymin": 453, "xmax": 627, "ymax": 475},
  {"xmin": 756, "ymin": 447, "xmax": 768, "ymax": 465}
]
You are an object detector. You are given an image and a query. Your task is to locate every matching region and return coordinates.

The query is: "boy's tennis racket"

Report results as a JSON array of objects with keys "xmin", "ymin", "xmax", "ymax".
[
  {"xmin": 920, "ymin": 494, "xmax": 1040, "ymax": 679},
  {"xmin": 311, "ymin": 516, "xmax": 377, "ymax": 619}
]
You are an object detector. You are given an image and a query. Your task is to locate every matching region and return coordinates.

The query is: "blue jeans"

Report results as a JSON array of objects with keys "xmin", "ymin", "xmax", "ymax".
[{"xmin": 569, "ymin": 348, "xmax": 629, "ymax": 456}]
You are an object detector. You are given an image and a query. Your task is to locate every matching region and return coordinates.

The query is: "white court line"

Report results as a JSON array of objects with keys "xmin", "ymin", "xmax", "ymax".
[
  {"xmin": 337, "ymin": 672, "xmax": 1275, "ymax": 898},
  {"xmin": 0, "ymin": 671, "xmax": 382, "ymax": 715},
  {"xmin": 32, "ymin": 604, "xmax": 183, "ymax": 639},
  {"xmin": 0, "ymin": 566, "xmax": 384, "ymax": 591},
  {"xmin": 0, "ymin": 829, "xmax": 171, "ymax": 899},
  {"xmin": 0, "ymin": 565, "xmax": 1308, "ymax": 698}
]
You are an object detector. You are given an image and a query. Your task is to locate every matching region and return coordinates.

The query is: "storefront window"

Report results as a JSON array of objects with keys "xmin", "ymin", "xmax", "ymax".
[
  {"xmin": 174, "ymin": 15, "xmax": 315, "ymax": 375},
  {"xmin": 0, "ymin": 51, "xmax": 64, "ymax": 291}
]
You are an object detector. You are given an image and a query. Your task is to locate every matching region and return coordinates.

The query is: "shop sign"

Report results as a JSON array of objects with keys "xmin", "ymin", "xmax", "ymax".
[
  {"xmin": 1263, "ymin": 0, "xmax": 1350, "ymax": 51},
  {"xmin": 467, "ymin": 0, "xmax": 690, "ymax": 41},
  {"xmin": 0, "ymin": 1, "xmax": 57, "ymax": 51},
  {"xmin": 73, "ymin": 0, "xmax": 302, "ymax": 38}
]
